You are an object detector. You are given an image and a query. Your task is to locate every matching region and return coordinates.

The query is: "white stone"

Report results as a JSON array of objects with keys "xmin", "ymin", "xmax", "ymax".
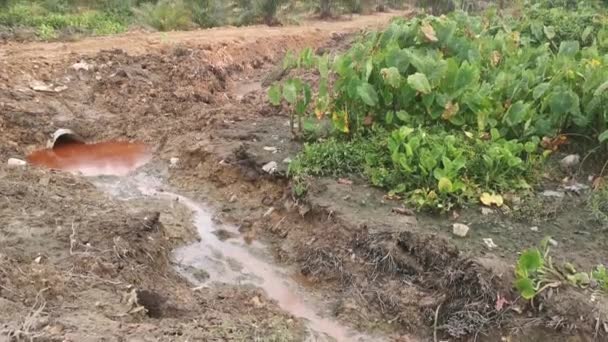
[
  {"xmin": 7, "ymin": 158, "xmax": 26, "ymax": 167},
  {"xmin": 452, "ymin": 223, "xmax": 470, "ymax": 237},
  {"xmin": 262, "ymin": 161, "xmax": 278, "ymax": 174}
]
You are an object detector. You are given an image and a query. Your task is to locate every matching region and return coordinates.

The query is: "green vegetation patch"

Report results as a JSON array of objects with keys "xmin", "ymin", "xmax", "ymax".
[{"xmin": 270, "ymin": 3, "xmax": 608, "ymax": 210}]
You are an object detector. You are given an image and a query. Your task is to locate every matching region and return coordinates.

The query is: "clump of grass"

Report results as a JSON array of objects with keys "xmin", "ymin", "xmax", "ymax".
[
  {"xmin": 588, "ymin": 185, "xmax": 608, "ymax": 226},
  {"xmin": 133, "ymin": 0, "xmax": 193, "ymax": 31},
  {"xmin": 0, "ymin": 2, "xmax": 127, "ymax": 40}
]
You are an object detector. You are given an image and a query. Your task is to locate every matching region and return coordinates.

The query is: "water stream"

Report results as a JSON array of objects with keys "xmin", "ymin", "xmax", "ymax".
[{"xmin": 27, "ymin": 141, "xmax": 379, "ymax": 342}]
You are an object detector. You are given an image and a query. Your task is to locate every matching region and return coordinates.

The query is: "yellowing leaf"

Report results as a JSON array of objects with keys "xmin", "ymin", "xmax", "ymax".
[
  {"xmin": 490, "ymin": 50, "xmax": 501, "ymax": 67},
  {"xmin": 315, "ymin": 108, "xmax": 325, "ymax": 120},
  {"xmin": 438, "ymin": 177, "xmax": 453, "ymax": 193},
  {"xmin": 421, "ymin": 23, "xmax": 438, "ymax": 43},
  {"xmin": 441, "ymin": 102, "xmax": 459, "ymax": 120},
  {"xmin": 332, "ymin": 110, "xmax": 349, "ymax": 134},
  {"xmin": 480, "ymin": 192, "xmax": 504, "ymax": 207}
]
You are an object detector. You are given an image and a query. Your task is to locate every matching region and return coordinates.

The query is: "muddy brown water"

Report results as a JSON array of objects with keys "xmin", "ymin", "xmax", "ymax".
[
  {"xmin": 26, "ymin": 141, "xmax": 152, "ymax": 177},
  {"xmin": 25, "ymin": 141, "xmax": 380, "ymax": 342}
]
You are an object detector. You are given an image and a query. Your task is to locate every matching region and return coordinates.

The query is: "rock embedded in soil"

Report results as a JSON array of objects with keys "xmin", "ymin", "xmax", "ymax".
[
  {"xmin": 7, "ymin": 158, "xmax": 26, "ymax": 167},
  {"xmin": 452, "ymin": 223, "xmax": 470, "ymax": 237}
]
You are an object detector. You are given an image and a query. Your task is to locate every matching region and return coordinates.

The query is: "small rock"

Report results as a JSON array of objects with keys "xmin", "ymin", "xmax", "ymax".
[
  {"xmin": 530, "ymin": 226, "xmax": 539, "ymax": 232},
  {"xmin": 262, "ymin": 161, "xmax": 278, "ymax": 174},
  {"xmin": 251, "ymin": 296, "xmax": 264, "ymax": 308},
  {"xmin": 548, "ymin": 238, "xmax": 558, "ymax": 247},
  {"xmin": 392, "ymin": 207, "xmax": 414, "ymax": 216},
  {"xmin": 481, "ymin": 207, "xmax": 494, "ymax": 216},
  {"xmin": 483, "ymin": 238, "xmax": 498, "ymax": 249},
  {"xmin": 263, "ymin": 207, "xmax": 275, "ymax": 218},
  {"xmin": 7, "ymin": 158, "xmax": 26, "ymax": 167},
  {"xmin": 559, "ymin": 154, "xmax": 580, "ymax": 170},
  {"xmin": 71, "ymin": 61, "xmax": 92, "ymax": 71},
  {"xmin": 542, "ymin": 190, "xmax": 565, "ymax": 198},
  {"xmin": 34, "ymin": 255, "xmax": 45, "ymax": 264},
  {"xmin": 564, "ymin": 182, "xmax": 589, "ymax": 194},
  {"xmin": 39, "ymin": 176, "xmax": 50, "ymax": 186},
  {"xmin": 452, "ymin": 223, "xmax": 470, "ymax": 237},
  {"xmin": 263, "ymin": 146, "xmax": 278, "ymax": 153},
  {"xmin": 282, "ymin": 157, "xmax": 292, "ymax": 164},
  {"xmin": 169, "ymin": 157, "xmax": 179, "ymax": 167},
  {"xmin": 229, "ymin": 194, "xmax": 237, "ymax": 203}
]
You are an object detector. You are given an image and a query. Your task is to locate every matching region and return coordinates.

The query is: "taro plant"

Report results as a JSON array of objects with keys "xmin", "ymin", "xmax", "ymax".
[{"xmin": 515, "ymin": 237, "xmax": 608, "ymax": 300}]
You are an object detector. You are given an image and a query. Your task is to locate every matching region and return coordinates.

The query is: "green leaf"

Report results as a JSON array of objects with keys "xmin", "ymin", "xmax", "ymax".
[
  {"xmin": 385, "ymin": 48, "xmax": 410, "ymax": 73},
  {"xmin": 558, "ymin": 41, "xmax": 580, "ymax": 57},
  {"xmin": 365, "ymin": 58, "xmax": 373, "ymax": 81},
  {"xmin": 582, "ymin": 26, "xmax": 593, "ymax": 42},
  {"xmin": 518, "ymin": 249, "xmax": 543, "ymax": 275},
  {"xmin": 594, "ymin": 80, "xmax": 608, "ymax": 97},
  {"xmin": 268, "ymin": 84, "xmax": 281, "ymax": 106},
  {"xmin": 599, "ymin": 130, "xmax": 608, "ymax": 143},
  {"xmin": 357, "ymin": 82, "xmax": 379, "ymax": 107},
  {"xmin": 524, "ymin": 141, "xmax": 537, "ymax": 153},
  {"xmin": 543, "ymin": 25, "xmax": 556, "ymax": 40},
  {"xmin": 438, "ymin": 177, "xmax": 453, "ymax": 193},
  {"xmin": 549, "ymin": 90, "xmax": 580, "ymax": 116},
  {"xmin": 318, "ymin": 55, "xmax": 329, "ymax": 78},
  {"xmin": 396, "ymin": 110, "xmax": 410, "ymax": 123},
  {"xmin": 407, "ymin": 72, "xmax": 432, "ymax": 94},
  {"xmin": 515, "ymin": 278, "xmax": 537, "ymax": 300},
  {"xmin": 386, "ymin": 111, "xmax": 394, "ymax": 125},
  {"xmin": 381, "ymin": 67, "xmax": 402, "ymax": 88},
  {"xmin": 533, "ymin": 83, "xmax": 550, "ymax": 100},
  {"xmin": 283, "ymin": 81, "xmax": 298, "ymax": 105},
  {"xmin": 503, "ymin": 101, "xmax": 529, "ymax": 126}
]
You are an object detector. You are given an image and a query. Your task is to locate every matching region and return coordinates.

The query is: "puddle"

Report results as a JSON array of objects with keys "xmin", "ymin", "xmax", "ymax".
[{"xmin": 26, "ymin": 141, "xmax": 152, "ymax": 177}]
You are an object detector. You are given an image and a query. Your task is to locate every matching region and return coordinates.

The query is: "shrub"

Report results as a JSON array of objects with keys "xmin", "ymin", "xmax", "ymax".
[{"xmin": 134, "ymin": 0, "xmax": 193, "ymax": 31}]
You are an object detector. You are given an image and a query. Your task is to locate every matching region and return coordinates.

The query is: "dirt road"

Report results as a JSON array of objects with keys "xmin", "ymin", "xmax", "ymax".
[{"xmin": 0, "ymin": 12, "xmax": 402, "ymax": 63}]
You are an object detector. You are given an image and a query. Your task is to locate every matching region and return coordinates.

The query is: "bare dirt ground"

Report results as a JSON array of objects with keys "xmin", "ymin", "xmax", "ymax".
[{"xmin": 1, "ymin": 9, "xmax": 606, "ymax": 342}]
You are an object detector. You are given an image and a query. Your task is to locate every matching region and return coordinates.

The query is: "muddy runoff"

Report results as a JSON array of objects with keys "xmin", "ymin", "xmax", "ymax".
[{"xmin": 25, "ymin": 136, "xmax": 381, "ymax": 342}]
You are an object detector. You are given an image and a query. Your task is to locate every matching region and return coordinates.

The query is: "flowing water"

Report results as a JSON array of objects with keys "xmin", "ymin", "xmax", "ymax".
[{"xmin": 26, "ymin": 141, "xmax": 380, "ymax": 342}]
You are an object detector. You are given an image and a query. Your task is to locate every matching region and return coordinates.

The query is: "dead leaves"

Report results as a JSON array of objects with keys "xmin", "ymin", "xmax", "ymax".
[
  {"xmin": 421, "ymin": 23, "xmax": 438, "ymax": 43},
  {"xmin": 441, "ymin": 102, "xmax": 459, "ymax": 121},
  {"xmin": 480, "ymin": 192, "xmax": 504, "ymax": 207}
]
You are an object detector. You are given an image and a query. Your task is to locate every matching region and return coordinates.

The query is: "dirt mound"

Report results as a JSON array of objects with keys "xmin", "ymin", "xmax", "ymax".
[{"xmin": 0, "ymin": 165, "xmax": 304, "ymax": 340}]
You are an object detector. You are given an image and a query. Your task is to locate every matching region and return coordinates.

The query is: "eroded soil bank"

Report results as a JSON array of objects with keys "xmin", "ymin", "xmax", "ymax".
[{"xmin": 1, "ymin": 10, "xmax": 606, "ymax": 341}]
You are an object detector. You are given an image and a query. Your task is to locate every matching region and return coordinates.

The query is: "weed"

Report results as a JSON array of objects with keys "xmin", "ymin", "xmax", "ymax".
[
  {"xmin": 588, "ymin": 185, "xmax": 608, "ymax": 226},
  {"xmin": 514, "ymin": 237, "xmax": 608, "ymax": 300},
  {"xmin": 134, "ymin": 0, "xmax": 192, "ymax": 31},
  {"xmin": 270, "ymin": 5, "xmax": 608, "ymax": 210}
]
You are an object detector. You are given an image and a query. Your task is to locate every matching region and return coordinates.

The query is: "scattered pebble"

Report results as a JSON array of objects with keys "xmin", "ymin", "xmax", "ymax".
[
  {"xmin": 7, "ymin": 158, "xmax": 26, "ymax": 167},
  {"xmin": 559, "ymin": 154, "xmax": 580, "ymax": 170},
  {"xmin": 263, "ymin": 146, "xmax": 278, "ymax": 153},
  {"xmin": 548, "ymin": 238, "xmax": 559, "ymax": 247},
  {"xmin": 392, "ymin": 207, "xmax": 415, "ymax": 216},
  {"xmin": 563, "ymin": 182, "xmax": 589, "ymax": 194},
  {"xmin": 483, "ymin": 238, "xmax": 498, "ymax": 249},
  {"xmin": 481, "ymin": 207, "xmax": 494, "ymax": 216},
  {"xmin": 71, "ymin": 61, "xmax": 92, "ymax": 71},
  {"xmin": 530, "ymin": 226, "xmax": 539, "ymax": 232},
  {"xmin": 251, "ymin": 296, "xmax": 264, "ymax": 308},
  {"xmin": 262, "ymin": 161, "xmax": 278, "ymax": 174},
  {"xmin": 263, "ymin": 207, "xmax": 275, "ymax": 218},
  {"xmin": 229, "ymin": 194, "xmax": 237, "ymax": 203},
  {"xmin": 170, "ymin": 157, "xmax": 179, "ymax": 167},
  {"xmin": 282, "ymin": 157, "xmax": 292, "ymax": 164},
  {"xmin": 541, "ymin": 190, "xmax": 565, "ymax": 198},
  {"xmin": 452, "ymin": 223, "xmax": 470, "ymax": 238}
]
